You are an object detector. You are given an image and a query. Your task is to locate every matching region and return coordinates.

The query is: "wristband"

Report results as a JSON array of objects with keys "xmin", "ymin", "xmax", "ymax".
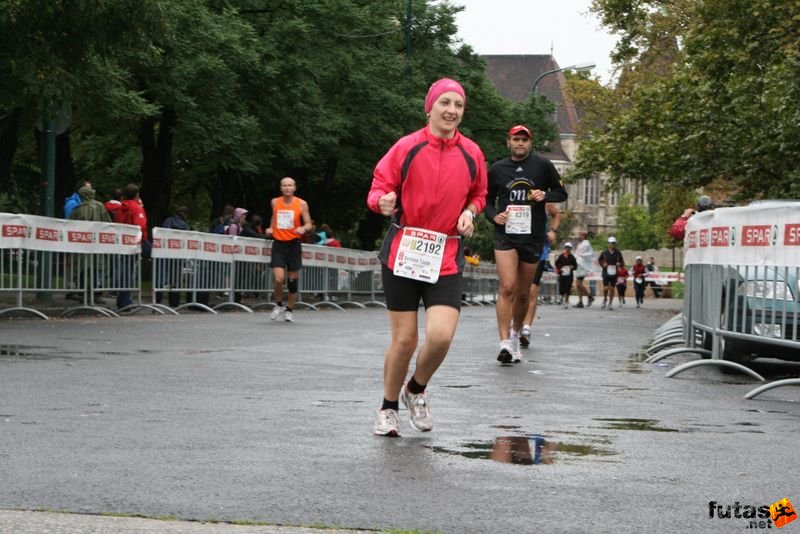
[{"xmin": 462, "ymin": 209, "xmax": 475, "ymax": 220}]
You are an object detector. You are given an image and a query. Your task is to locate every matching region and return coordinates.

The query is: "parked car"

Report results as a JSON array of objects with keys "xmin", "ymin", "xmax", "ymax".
[{"xmin": 705, "ymin": 265, "xmax": 800, "ymax": 362}]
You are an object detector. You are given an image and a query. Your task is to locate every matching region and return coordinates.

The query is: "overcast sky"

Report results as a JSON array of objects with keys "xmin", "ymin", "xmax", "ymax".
[{"xmin": 451, "ymin": 0, "xmax": 618, "ymax": 83}]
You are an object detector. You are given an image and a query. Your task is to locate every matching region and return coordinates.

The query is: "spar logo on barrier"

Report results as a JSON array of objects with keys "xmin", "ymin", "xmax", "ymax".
[
  {"xmin": 2, "ymin": 224, "xmax": 30, "ymax": 238},
  {"xmin": 187, "ymin": 239, "xmax": 200, "ymax": 251},
  {"xmin": 36, "ymin": 227, "xmax": 62, "ymax": 242},
  {"xmin": 742, "ymin": 225, "xmax": 778, "ymax": 247},
  {"xmin": 699, "ymin": 228, "xmax": 710, "ymax": 247},
  {"xmin": 712, "ymin": 226, "xmax": 733, "ymax": 247},
  {"xmin": 785, "ymin": 224, "xmax": 800, "ymax": 246},
  {"xmin": 687, "ymin": 230, "xmax": 699, "ymax": 249},
  {"xmin": 67, "ymin": 230, "xmax": 94, "ymax": 244},
  {"xmin": 99, "ymin": 232, "xmax": 117, "ymax": 245},
  {"xmin": 121, "ymin": 234, "xmax": 139, "ymax": 246},
  {"xmin": 709, "ymin": 497, "xmax": 797, "ymax": 529}
]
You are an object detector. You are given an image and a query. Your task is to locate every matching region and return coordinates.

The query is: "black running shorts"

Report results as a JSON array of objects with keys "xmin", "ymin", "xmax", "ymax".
[
  {"xmin": 493, "ymin": 234, "xmax": 542, "ymax": 265},
  {"xmin": 381, "ymin": 264, "xmax": 462, "ymax": 311},
  {"xmin": 270, "ymin": 239, "xmax": 302, "ymax": 271}
]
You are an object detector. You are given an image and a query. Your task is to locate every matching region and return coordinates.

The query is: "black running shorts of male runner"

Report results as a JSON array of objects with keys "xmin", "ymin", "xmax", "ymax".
[
  {"xmin": 381, "ymin": 264, "xmax": 462, "ymax": 311},
  {"xmin": 493, "ymin": 235, "xmax": 542, "ymax": 265},
  {"xmin": 270, "ymin": 239, "xmax": 303, "ymax": 271},
  {"xmin": 602, "ymin": 273, "xmax": 616, "ymax": 287}
]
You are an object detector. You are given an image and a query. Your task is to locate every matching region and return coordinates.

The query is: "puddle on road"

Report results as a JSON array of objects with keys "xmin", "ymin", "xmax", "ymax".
[
  {"xmin": 0, "ymin": 345, "xmax": 87, "ymax": 361},
  {"xmin": 612, "ymin": 353, "xmax": 652, "ymax": 374},
  {"xmin": 594, "ymin": 417, "xmax": 679, "ymax": 432},
  {"xmin": 431, "ymin": 434, "xmax": 617, "ymax": 466}
]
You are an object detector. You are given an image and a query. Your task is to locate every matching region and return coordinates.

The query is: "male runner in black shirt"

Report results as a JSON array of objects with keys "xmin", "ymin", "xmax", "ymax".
[
  {"xmin": 485, "ymin": 125, "xmax": 568, "ymax": 363},
  {"xmin": 598, "ymin": 236, "xmax": 624, "ymax": 309}
]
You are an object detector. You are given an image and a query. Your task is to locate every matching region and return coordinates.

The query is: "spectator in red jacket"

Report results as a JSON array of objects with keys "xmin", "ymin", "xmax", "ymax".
[
  {"xmin": 113, "ymin": 183, "xmax": 149, "ymax": 309},
  {"xmin": 670, "ymin": 195, "xmax": 713, "ymax": 241}
]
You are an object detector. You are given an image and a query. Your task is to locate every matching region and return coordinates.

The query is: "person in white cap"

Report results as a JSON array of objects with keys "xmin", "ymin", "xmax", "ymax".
[
  {"xmin": 631, "ymin": 256, "xmax": 647, "ymax": 307},
  {"xmin": 554, "ymin": 242, "xmax": 578, "ymax": 308},
  {"xmin": 598, "ymin": 236, "xmax": 624, "ymax": 309}
]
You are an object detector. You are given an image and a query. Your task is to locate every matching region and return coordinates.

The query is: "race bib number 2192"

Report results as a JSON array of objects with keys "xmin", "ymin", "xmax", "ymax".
[{"xmin": 393, "ymin": 227, "xmax": 446, "ymax": 284}]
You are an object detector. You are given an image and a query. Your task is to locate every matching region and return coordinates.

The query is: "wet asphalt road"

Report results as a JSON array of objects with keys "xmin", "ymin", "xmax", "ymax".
[{"xmin": 1, "ymin": 298, "xmax": 799, "ymax": 533}]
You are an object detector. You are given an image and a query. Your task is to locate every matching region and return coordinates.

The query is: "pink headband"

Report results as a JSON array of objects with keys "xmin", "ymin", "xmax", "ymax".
[{"xmin": 424, "ymin": 78, "xmax": 466, "ymax": 114}]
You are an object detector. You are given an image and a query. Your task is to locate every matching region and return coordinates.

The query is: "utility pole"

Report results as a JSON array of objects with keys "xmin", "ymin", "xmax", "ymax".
[{"xmin": 404, "ymin": 0, "xmax": 413, "ymax": 130}]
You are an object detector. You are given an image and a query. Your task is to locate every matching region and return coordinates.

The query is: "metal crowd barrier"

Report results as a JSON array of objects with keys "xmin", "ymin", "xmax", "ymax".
[
  {"xmin": 7, "ymin": 213, "xmax": 641, "ymax": 321},
  {"xmin": 0, "ymin": 213, "xmax": 144, "ymax": 319},
  {"xmin": 643, "ymin": 201, "xmax": 800, "ymax": 399},
  {"xmin": 538, "ymin": 271, "xmax": 558, "ymax": 304},
  {"xmin": 462, "ymin": 263, "xmax": 499, "ymax": 305},
  {"xmin": 150, "ymin": 228, "xmax": 385, "ymax": 314}
]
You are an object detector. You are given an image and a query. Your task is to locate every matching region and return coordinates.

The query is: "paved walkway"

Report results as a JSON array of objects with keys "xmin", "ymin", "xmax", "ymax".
[{"xmin": 2, "ymin": 297, "xmax": 798, "ymax": 533}]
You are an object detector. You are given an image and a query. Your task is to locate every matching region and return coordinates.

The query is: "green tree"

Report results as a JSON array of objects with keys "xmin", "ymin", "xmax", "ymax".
[
  {"xmin": 578, "ymin": 0, "xmax": 800, "ymax": 202},
  {"xmin": 614, "ymin": 194, "xmax": 660, "ymax": 250},
  {"xmin": 1, "ymin": 0, "xmax": 559, "ymax": 251}
]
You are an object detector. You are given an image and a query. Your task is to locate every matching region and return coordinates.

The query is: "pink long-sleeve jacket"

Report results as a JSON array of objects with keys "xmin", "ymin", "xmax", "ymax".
[{"xmin": 368, "ymin": 126, "xmax": 487, "ymax": 276}]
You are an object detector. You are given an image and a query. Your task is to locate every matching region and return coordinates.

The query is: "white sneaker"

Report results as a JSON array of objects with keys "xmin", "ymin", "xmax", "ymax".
[
  {"xmin": 270, "ymin": 304, "xmax": 285, "ymax": 320},
  {"xmin": 519, "ymin": 326, "xmax": 531, "ymax": 348},
  {"xmin": 284, "ymin": 310, "xmax": 293, "ymax": 322},
  {"xmin": 374, "ymin": 408, "xmax": 400, "ymax": 436},
  {"xmin": 497, "ymin": 340, "xmax": 513, "ymax": 364},
  {"xmin": 400, "ymin": 388, "xmax": 433, "ymax": 432},
  {"xmin": 509, "ymin": 333, "xmax": 522, "ymax": 363}
]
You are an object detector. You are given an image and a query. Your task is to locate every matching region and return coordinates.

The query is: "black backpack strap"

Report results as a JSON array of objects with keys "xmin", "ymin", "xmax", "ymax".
[
  {"xmin": 456, "ymin": 143, "xmax": 477, "ymax": 181},
  {"xmin": 393, "ymin": 141, "xmax": 428, "ymax": 224}
]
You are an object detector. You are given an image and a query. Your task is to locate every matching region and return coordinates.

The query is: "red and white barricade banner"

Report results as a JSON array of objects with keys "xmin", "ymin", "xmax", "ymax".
[
  {"xmin": 152, "ymin": 228, "xmax": 382, "ymax": 271},
  {"xmin": 684, "ymin": 201, "xmax": 800, "ymax": 267},
  {"xmin": 301, "ymin": 244, "xmax": 381, "ymax": 272},
  {"xmin": 0, "ymin": 212, "xmax": 141, "ymax": 254},
  {"xmin": 152, "ymin": 228, "xmax": 271, "ymax": 264}
]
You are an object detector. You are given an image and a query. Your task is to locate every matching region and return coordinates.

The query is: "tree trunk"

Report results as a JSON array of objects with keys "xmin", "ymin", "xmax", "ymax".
[
  {"xmin": 55, "ymin": 130, "xmax": 76, "ymax": 209},
  {"xmin": 139, "ymin": 107, "xmax": 176, "ymax": 231},
  {"xmin": 0, "ymin": 110, "xmax": 19, "ymax": 190}
]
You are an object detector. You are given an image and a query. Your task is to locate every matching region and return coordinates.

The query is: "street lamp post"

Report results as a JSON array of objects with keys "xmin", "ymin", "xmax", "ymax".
[{"xmin": 531, "ymin": 62, "xmax": 596, "ymax": 95}]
